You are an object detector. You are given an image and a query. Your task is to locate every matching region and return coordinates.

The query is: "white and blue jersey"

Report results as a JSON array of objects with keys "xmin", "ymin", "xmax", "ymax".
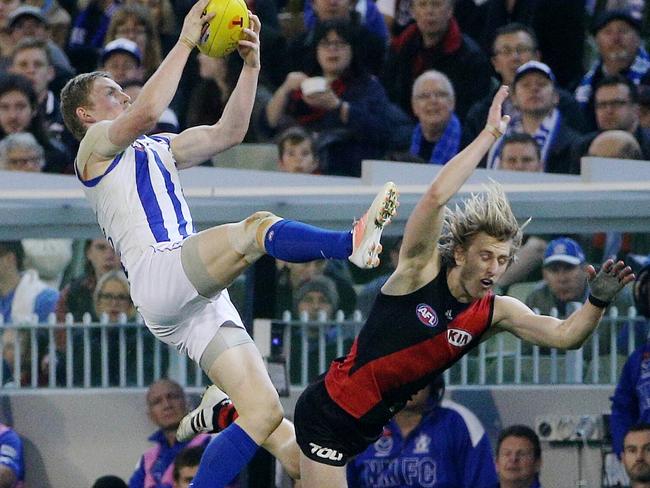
[
  {"xmin": 346, "ymin": 400, "xmax": 498, "ymax": 488},
  {"xmin": 77, "ymin": 134, "xmax": 195, "ymax": 273}
]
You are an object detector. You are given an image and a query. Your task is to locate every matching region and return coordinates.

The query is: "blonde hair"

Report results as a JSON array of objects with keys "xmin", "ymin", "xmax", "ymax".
[{"xmin": 438, "ymin": 183, "xmax": 527, "ymax": 267}]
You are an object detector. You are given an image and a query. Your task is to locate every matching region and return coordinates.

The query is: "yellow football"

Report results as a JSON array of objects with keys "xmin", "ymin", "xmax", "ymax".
[{"xmin": 197, "ymin": 0, "xmax": 250, "ymax": 58}]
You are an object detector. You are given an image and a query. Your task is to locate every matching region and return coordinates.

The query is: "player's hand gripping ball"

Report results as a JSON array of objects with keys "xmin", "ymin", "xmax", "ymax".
[{"xmin": 197, "ymin": 0, "xmax": 250, "ymax": 58}]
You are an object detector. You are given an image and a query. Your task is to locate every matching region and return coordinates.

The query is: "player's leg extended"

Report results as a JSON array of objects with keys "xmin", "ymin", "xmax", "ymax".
[
  {"xmin": 187, "ymin": 333, "xmax": 300, "ymax": 483},
  {"xmin": 181, "ymin": 182, "xmax": 399, "ymax": 296},
  {"xmin": 300, "ymin": 451, "xmax": 348, "ymax": 488}
]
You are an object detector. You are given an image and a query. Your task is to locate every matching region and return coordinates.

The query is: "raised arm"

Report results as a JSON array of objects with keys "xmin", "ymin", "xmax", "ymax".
[
  {"xmin": 171, "ymin": 14, "xmax": 263, "ymax": 168},
  {"xmin": 107, "ymin": 0, "xmax": 213, "ymax": 148},
  {"xmin": 385, "ymin": 86, "xmax": 510, "ymax": 292},
  {"xmin": 493, "ymin": 259, "xmax": 635, "ymax": 349}
]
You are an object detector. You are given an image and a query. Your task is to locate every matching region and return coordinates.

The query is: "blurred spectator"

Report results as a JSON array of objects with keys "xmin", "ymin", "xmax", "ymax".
[
  {"xmin": 0, "ymin": 240, "xmax": 58, "ymax": 324},
  {"xmin": 610, "ymin": 265, "xmax": 650, "ymax": 458},
  {"xmin": 287, "ymin": 0, "xmax": 387, "ymax": 77},
  {"xmin": 55, "ymin": 238, "xmax": 120, "ymax": 322},
  {"xmin": 172, "ymin": 445, "xmax": 204, "ymax": 488},
  {"xmin": 347, "ymin": 375, "xmax": 498, "ymax": 487},
  {"xmin": 382, "ymin": 0, "xmax": 492, "ymax": 121},
  {"xmin": 10, "ymin": 38, "xmax": 69, "ymax": 148},
  {"xmin": 0, "ymin": 422, "xmax": 24, "ymax": 486},
  {"xmin": 0, "ymin": 132, "xmax": 45, "ymax": 172},
  {"xmin": 408, "ymin": 70, "xmax": 461, "ymax": 165},
  {"xmin": 495, "ymin": 424, "xmax": 542, "ymax": 488},
  {"xmin": 24, "ymin": 0, "xmax": 72, "ymax": 48},
  {"xmin": 123, "ymin": 0, "xmax": 177, "ymax": 54},
  {"xmin": 276, "ymin": 126, "xmax": 320, "ymax": 174},
  {"xmin": 294, "ymin": 275, "xmax": 339, "ymax": 320},
  {"xmin": 104, "ymin": 4, "xmax": 161, "ymax": 80},
  {"xmin": 100, "ymin": 38, "xmax": 143, "ymax": 85},
  {"xmin": 93, "ymin": 475, "xmax": 128, "ymax": 488},
  {"xmin": 486, "ymin": 61, "xmax": 579, "ymax": 174},
  {"xmin": 265, "ymin": 20, "xmax": 394, "ymax": 176},
  {"xmin": 68, "ymin": 0, "xmax": 120, "ymax": 73},
  {"xmin": 526, "ymin": 237, "xmax": 633, "ymax": 317},
  {"xmin": 6, "ymin": 5, "xmax": 74, "ymax": 90},
  {"xmin": 186, "ymin": 52, "xmax": 271, "ymax": 143},
  {"xmin": 0, "ymin": 73, "xmax": 72, "ymax": 173},
  {"xmin": 575, "ymin": 8, "xmax": 649, "ymax": 131},
  {"xmin": 587, "ymin": 129, "xmax": 643, "ymax": 160},
  {"xmin": 122, "ymin": 79, "xmax": 180, "ymax": 134},
  {"xmin": 496, "ymin": 132, "xmax": 542, "ymax": 171},
  {"xmin": 93, "ymin": 270, "xmax": 136, "ymax": 323},
  {"xmin": 576, "ymin": 75, "xmax": 650, "ymax": 163},
  {"xmin": 276, "ymin": 259, "xmax": 357, "ymax": 317},
  {"xmin": 459, "ymin": 0, "xmax": 586, "ymax": 89},
  {"xmin": 622, "ymin": 423, "xmax": 650, "ymax": 488},
  {"xmin": 303, "ymin": 0, "xmax": 389, "ymax": 43},
  {"xmin": 129, "ymin": 379, "xmax": 210, "ymax": 488},
  {"xmin": 463, "ymin": 23, "xmax": 586, "ymax": 147}
]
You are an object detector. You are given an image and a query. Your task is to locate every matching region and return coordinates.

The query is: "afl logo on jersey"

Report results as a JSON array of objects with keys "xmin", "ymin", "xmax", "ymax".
[
  {"xmin": 447, "ymin": 328, "xmax": 473, "ymax": 347},
  {"xmin": 416, "ymin": 303, "xmax": 439, "ymax": 328}
]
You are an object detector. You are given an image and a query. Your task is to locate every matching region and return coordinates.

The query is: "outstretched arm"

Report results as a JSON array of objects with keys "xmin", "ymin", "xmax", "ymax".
[
  {"xmin": 385, "ymin": 86, "xmax": 510, "ymax": 293},
  {"xmin": 171, "ymin": 14, "xmax": 262, "ymax": 169},
  {"xmin": 107, "ymin": 0, "xmax": 213, "ymax": 148},
  {"xmin": 493, "ymin": 259, "xmax": 635, "ymax": 349}
]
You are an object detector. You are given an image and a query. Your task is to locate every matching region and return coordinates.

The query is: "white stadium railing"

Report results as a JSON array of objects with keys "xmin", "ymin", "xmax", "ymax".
[{"xmin": 1, "ymin": 306, "xmax": 646, "ymax": 390}]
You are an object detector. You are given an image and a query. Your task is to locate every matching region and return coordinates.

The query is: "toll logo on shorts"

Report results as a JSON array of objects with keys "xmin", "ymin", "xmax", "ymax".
[
  {"xmin": 309, "ymin": 442, "xmax": 343, "ymax": 462},
  {"xmin": 416, "ymin": 303, "xmax": 439, "ymax": 328},
  {"xmin": 447, "ymin": 328, "xmax": 472, "ymax": 347}
]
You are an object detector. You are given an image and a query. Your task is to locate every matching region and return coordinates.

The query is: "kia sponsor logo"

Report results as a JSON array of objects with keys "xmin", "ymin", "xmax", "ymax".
[
  {"xmin": 416, "ymin": 303, "xmax": 438, "ymax": 328},
  {"xmin": 309, "ymin": 442, "xmax": 343, "ymax": 462},
  {"xmin": 447, "ymin": 328, "xmax": 472, "ymax": 347}
]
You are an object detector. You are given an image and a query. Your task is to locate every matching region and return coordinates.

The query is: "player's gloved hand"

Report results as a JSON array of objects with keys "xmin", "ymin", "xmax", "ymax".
[{"xmin": 586, "ymin": 259, "xmax": 635, "ymax": 306}]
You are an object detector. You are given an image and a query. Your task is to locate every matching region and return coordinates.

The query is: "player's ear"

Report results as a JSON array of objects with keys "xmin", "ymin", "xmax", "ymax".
[
  {"xmin": 453, "ymin": 245, "xmax": 466, "ymax": 266},
  {"xmin": 76, "ymin": 106, "xmax": 93, "ymax": 124}
]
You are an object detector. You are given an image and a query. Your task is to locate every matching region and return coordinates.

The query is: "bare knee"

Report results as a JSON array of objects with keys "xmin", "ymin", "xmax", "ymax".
[
  {"xmin": 238, "ymin": 386, "xmax": 284, "ymax": 436},
  {"xmin": 228, "ymin": 211, "xmax": 281, "ymax": 263}
]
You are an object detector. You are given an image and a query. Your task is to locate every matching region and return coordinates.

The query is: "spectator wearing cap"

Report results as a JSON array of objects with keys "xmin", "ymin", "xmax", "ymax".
[
  {"xmin": 100, "ymin": 37, "xmax": 143, "ymax": 85},
  {"xmin": 525, "ymin": 237, "xmax": 633, "ymax": 317},
  {"xmin": 575, "ymin": 8, "xmax": 649, "ymax": 132},
  {"xmin": 294, "ymin": 275, "xmax": 340, "ymax": 320},
  {"xmin": 463, "ymin": 23, "xmax": 587, "ymax": 148},
  {"xmin": 6, "ymin": 4, "xmax": 75, "ymax": 90},
  {"xmin": 408, "ymin": 70, "xmax": 462, "ymax": 165},
  {"xmin": 104, "ymin": 4, "xmax": 162, "ymax": 80},
  {"xmin": 486, "ymin": 61, "xmax": 580, "ymax": 174}
]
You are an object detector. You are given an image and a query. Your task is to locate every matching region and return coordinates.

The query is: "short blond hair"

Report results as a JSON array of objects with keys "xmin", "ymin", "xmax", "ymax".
[{"xmin": 438, "ymin": 183, "xmax": 526, "ymax": 267}]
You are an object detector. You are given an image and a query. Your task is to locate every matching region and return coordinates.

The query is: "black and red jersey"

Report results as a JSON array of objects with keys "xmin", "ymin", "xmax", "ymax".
[{"xmin": 324, "ymin": 266, "xmax": 494, "ymax": 425}]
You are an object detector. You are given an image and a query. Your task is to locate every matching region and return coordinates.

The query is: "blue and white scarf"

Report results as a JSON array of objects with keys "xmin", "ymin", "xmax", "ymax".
[
  {"xmin": 575, "ymin": 47, "xmax": 650, "ymax": 107},
  {"xmin": 409, "ymin": 113, "xmax": 461, "ymax": 165},
  {"xmin": 487, "ymin": 108, "xmax": 561, "ymax": 169}
]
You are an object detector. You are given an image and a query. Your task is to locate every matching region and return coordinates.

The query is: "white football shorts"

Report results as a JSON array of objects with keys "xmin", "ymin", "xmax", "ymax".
[{"xmin": 128, "ymin": 241, "xmax": 246, "ymax": 364}]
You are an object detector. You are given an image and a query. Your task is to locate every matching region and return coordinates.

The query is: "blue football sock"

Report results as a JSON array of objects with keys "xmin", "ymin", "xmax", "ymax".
[
  {"xmin": 190, "ymin": 423, "xmax": 259, "ymax": 488},
  {"xmin": 264, "ymin": 220, "xmax": 352, "ymax": 262}
]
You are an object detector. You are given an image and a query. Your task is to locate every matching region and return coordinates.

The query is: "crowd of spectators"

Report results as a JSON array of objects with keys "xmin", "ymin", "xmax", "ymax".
[{"xmin": 2, "ymin": 0, "xmax": 650, "ymax": 485}]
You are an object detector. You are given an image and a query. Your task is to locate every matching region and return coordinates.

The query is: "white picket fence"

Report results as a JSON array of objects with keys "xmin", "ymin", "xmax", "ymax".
[{"xmin": 0, "ymin": 306, "xmax": 646, "ymax": 389}]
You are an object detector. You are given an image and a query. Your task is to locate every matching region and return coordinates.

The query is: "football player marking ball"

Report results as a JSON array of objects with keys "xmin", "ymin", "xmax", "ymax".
[{"xmin": 197, "ymin": 0, "xmax": 250, "ymax": 58}]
